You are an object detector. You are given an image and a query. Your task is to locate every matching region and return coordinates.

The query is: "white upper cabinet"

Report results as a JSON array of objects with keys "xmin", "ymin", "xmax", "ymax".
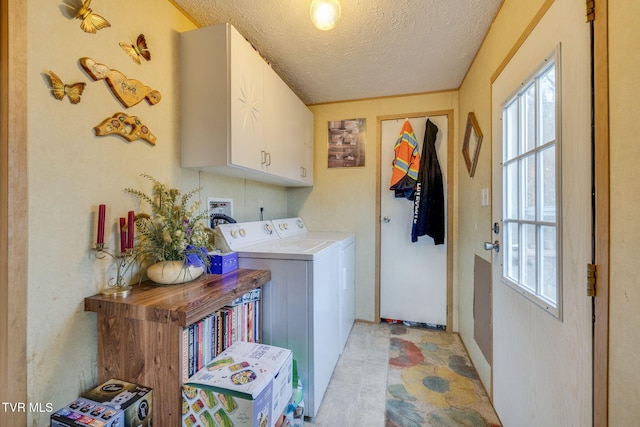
[{"xmin": 181, "ymin": 23, "xmax": 313, "ymax": 187}]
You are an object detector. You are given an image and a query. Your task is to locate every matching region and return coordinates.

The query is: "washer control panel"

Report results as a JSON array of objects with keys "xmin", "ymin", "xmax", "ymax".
[
  {"xmin": 217, "ymin": 220, "xmax": 279, "ymax": 251},
  {"xmin": 272, "ymin": 217, "xmax": 309, "ymax": 238}
]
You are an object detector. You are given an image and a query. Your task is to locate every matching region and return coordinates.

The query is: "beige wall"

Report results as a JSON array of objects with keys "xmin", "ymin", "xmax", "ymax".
[
  {"xmin": 289, "ymin": 92, "xmax": 458, "ymax": 323},
  {"xmin": 457, "ymin": 0, "xmax": 550, "ymax": 393},
  {"xmin": 608, "ymin": 0, "xmax": 640, "ymax": 424},
  {"xmin": 25, "ymin": 1, "xmax": 286, "ymax": 424}
]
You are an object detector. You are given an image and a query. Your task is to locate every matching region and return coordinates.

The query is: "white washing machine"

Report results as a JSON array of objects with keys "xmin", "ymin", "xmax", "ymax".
[
  {"xmin": 271, "ymin": 218, "xmax": 356, "ymax": 353},
  {"xmin": 215, "ymin": 220, "xmax": 341, "ymax": 418}
]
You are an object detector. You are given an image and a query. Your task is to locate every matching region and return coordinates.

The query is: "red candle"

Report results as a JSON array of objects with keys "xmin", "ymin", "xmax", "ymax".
[
  {"xmin": 127, "ymin": 210, "xmax": 135, "ymax": 249},
  {"xmin": 119, "ymin": 217, "xmax": 127, "ymax": 253},
  {"xmin": 97, "ymin": 204, "xmax": 106, "ymax": 245}
]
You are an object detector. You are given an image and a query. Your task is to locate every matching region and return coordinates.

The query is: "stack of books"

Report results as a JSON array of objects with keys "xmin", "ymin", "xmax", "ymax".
[{"xmin": 182, "ymin": 289, "xmax": 261, "ymax": 380}]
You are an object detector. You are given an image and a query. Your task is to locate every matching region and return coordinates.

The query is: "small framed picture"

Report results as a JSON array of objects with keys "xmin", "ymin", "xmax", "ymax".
[
  {"xmin": 327, "ymin": 118, "xmax": 366, "ymax": 168},
  {"xmin": 462, "ymin": 112, "xmax": 483, "ymax": 177}
]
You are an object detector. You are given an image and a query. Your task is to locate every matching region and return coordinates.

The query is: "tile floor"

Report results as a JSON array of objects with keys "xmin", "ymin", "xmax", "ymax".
[{"xmin": 304, "ymin": 321, "xmax": 391, "ymax": 426}]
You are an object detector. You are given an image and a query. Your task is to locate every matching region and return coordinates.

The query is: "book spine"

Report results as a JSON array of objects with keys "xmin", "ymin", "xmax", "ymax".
[
  {"xmin": 248, "ymin": 301, "xmax": 254, "ymax": 343},
  {"xmin": 256, "ymin": 299, "xmax": 260, "ymax": 343},
  {"xmin": 227, "ymin": 308, "xmax": 232, "ymax": 349},
  {"xmin": 217, "ymin": 310, "xmax": 223, "ymax": 356},
  {"xmin": 182, "ymin": 327, "xmax": 189, "ymax": 381},
  {"xmin": 197, "ymin": 320, "xmax": 203, "ymax": 371},
  {"xmin": 209, "ymin": 314, "xmax": 215, "ymax": 363},
  {"xmin": 188, "ymin": 324, "xmax": 195, "ymax": 378},
  {"xmin": 233, "ymin": 305, "xmax": 238, "ymax": 344}
]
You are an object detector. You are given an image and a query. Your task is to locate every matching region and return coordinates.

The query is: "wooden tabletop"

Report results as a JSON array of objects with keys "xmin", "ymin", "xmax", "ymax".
[{"xmin": 84, "ymin": 269, "xmax": 271, "ymax": 327}]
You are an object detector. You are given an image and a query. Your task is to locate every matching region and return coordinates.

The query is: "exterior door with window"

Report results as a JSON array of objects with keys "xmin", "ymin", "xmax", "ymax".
[{"xmin": 489, "ymin": 0, "xmax": 592, "ymax": 424}]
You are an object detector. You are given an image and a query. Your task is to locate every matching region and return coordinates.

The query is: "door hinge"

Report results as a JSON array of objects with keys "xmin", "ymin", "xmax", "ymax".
[
  {"xmin": 587, "ymin": 263, "xmax": 596, "ymax": 297},
  {"xmin": 586, "ymin": 0, "xmax": 595, "ymax": 22}
]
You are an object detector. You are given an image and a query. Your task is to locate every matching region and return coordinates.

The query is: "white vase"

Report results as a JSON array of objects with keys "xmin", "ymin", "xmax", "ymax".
[{"xmin": 146, "ymin": 260, "xmax": 204, "ymax": 285}]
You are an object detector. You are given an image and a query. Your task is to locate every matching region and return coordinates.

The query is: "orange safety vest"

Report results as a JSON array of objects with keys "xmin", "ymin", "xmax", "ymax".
[{"xmin": 390, "ymin": 120, "xmax": 420, "ymax": 197}]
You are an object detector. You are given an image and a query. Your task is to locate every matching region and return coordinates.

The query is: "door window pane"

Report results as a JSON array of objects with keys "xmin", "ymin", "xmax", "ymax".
[
  {"xmin": 540, "ymin": 146, "xmax": 556, "ymax": 222},
  {"xmin": 505, "ymin": 100, "xmax": 519, "ymax": 161},
  {"xmin": 505, "ymin": 162, "xmax": 518, "ymax": 220},
  {"xmin": 522, "ymin": 84, "xmax": 537, "ymax": 152},
  {"xmin": 521, "ymin": 154, "xmax": 536, "ymax": 221},
  {"xmin": 540, "ymin": 225, "xmax": 557, "ymax": 303},
  {"xmin": 521, "ymin": 224, "xmax": 537, "ymax": 291},
  {"xmin": 506, "ymin": 221, "xmax": 519, "ymax": 283},
  {"xmin": 539, "ymin": 67, "xmax": 556, "ymax": 145}
]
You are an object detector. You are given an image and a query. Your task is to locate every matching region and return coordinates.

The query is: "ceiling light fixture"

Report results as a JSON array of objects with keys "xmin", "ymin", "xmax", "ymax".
[{"xmin": 310, "ymin": 0, "xmax": 341, "ymax": 31}]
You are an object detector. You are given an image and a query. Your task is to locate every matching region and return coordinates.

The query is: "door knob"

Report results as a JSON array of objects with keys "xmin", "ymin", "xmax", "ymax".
[
  {"xmin": 484, "ymin": 240, "xmax": 500, "ymax": 252},
  {"xmin": 383, "ymin": 216, "xmax": 391, "ymax": 223}
]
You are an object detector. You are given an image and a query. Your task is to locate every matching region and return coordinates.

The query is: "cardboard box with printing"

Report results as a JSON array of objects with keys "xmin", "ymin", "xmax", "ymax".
[
  {"xmin": 182, "ymin": 341, "xmax": 293, "ymax": 427},
  {"xmin": 82, "ymin": 379, "xmax": 152, "ymax": 427},
  {"xmin": 50, "ymin": 397, "xmax": 124, "ymax": 427}
]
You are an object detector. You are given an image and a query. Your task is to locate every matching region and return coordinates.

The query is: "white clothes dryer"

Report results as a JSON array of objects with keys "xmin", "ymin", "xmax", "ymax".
[
  {"xmin": 215, "ymin": 220, "xmax": 341, "ymax": 418},
  {"xmin": 271, "ymin": 218, "xmax": 356, "ymax": 353}
]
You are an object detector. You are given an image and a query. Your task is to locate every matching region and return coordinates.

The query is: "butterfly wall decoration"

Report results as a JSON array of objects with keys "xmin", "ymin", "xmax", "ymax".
[
  {"xmin": 44, "ymin": 71, "xmax": 86, "ymax": 104},
  {"xmin": 75, "ymin": 0, "xmax": 111, "ymax": 34},
  {"xmin": 120, "ymin": 34, "xmax": 151, "ymax": 64}
]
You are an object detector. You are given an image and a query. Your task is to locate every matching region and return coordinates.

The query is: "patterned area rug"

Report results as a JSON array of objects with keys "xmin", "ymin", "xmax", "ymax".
[{"xmin": 385, "ymin": 324, "xmax": 501, "ymax": 427}]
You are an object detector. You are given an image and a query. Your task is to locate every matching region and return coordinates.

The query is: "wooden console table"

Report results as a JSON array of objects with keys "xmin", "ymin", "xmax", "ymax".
[{"xmin": 84, "ymin": 269, "xmax": 271, "ymax": 427}]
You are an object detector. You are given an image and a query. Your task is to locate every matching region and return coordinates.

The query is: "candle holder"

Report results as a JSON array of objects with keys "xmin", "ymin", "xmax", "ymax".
[{"xmin": 93, "ymin": 244, "xmax": 137, "ymax": 297}]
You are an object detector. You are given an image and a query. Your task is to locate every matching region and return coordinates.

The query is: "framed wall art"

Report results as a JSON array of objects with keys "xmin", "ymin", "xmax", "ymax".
[
  {"xmin": 327, "ymin": 118, "xmax": 366, "ymax": 168},
  {"xmin": 462, "ymin": 112, "xmax": 483, "ymax": 177}
]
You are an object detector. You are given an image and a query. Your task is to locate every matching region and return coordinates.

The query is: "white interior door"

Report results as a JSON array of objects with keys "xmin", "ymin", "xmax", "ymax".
[
  {"xmin": 380, "ymin": 115, "xmax": 448, "ymax": 326},
  {"xmin": 490, "ymin": 0, "xmax": 592, "ymax": 424}
]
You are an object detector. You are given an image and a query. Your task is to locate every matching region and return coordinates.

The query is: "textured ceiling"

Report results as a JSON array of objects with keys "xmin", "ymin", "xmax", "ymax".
[{"xmin": 173, "ymin": 0, "xmax": 502, "ymax": 105}]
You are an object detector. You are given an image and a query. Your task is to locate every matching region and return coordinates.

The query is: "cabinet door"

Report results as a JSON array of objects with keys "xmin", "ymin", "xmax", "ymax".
[
  {"xmin": 297, "ymin": 104, "xmax": 314, "ymax": 185},
  {"xmin": 229, "ymin": 27, "xmax": 264, "ymax": 171},
  {"xmin": 263, "ymin": 65, "xmax": 289, "ymax": 176},
  {"xmin": 264, "ymin": 65, "xmax": 314, "ymax": 185},
  {"xmin": 282, "ymin": 92, "xmax": 310, "ymax": 183}
]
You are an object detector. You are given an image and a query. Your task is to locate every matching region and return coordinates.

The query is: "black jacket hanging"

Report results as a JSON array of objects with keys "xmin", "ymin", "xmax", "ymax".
[{"xmin": 411, "ymin": 119, "xmax": 445, "ymax": 244}]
